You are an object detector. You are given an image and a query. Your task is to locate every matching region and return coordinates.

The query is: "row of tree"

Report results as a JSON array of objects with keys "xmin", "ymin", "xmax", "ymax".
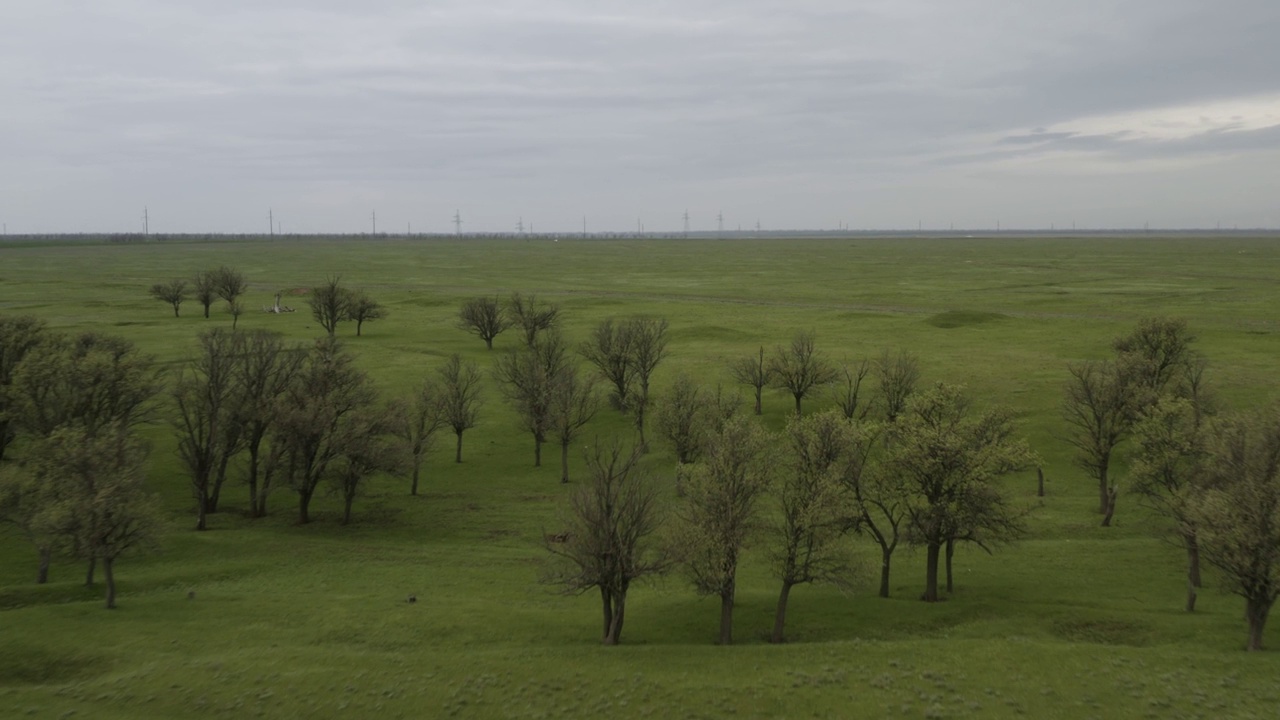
[
  {"xmin": 546, "ymin": 382, "xmax": 1035, "ymax": 645},
  {"xmin": 0, "ymin": 316, "xmax": 162, "ymax": 607},
  {"xmin": 150, "ymin": 270, "xmax": 387, "ymax": 336}
]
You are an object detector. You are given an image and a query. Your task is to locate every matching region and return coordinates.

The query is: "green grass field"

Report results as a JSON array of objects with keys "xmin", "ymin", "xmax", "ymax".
[{"xmin": 3, "ymin": 235, "xmax": 1280, "ymax": 719}]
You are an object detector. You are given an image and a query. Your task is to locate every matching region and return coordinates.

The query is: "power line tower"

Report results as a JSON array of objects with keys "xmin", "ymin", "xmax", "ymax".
[
  {"xmin": 682, "ymin": 209, "xmax": 690, "ymax": 238},
  {"xmin": 717, "ymin": 210, "xmax": 723, "ymax": 236},
  {"xmin": 516, "ymin": 217, "xmax": 524, "ymax": 234},
  {"xmin": 371, "ymin": 210, "xmax": 377, "ymax": 235},
  {"xmin": 453, "ymin": 210, "xmax": 462, "ymax": 236},
  {"xmin": 142, "ymin": 206, "xmax": 149, "ymax": 235}
]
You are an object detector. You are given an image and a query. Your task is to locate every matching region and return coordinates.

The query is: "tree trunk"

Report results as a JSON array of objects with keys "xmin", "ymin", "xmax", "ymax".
[
  {"xmin": 85, "ymin": 558, "xmax": 96, "ymax": 587},
  {"xmin": 606, "ymin": 591, "xmax": 627, "ymax": 645},
  {"xmin": 210, "ymin": 454, "xmax": 232, "ymax": 513},
  {"xmin": 1245, "ymin": 597, "xmax": 1271, "ymax": 651},
  {"xmin": 411, "ymin": 463, "xmax": 420, "ymax": 495},
  {"xmin": 771, "ymin": 580, "xmax": 794, "ymax": 643},
  {"xmin": 719, "ymin": 585, "xmax": 735, "ymax": 645},
  {"xmin": 753, "ymin": 387, "xmax": 762, "ymax": 415},
  {"xmin": 247, "ymin": 453, "xmax": 260, "ymax": 517},
  {"xmin": 1037, "ymin": 467, "xmax": 1045, "ymax": 497},
  {"xmin": 299, "ymin": 489, "xmax": 312, "ymax": 524},
  {"xmin": 173, "ymin": 304, "xmax": 180, "ymax": 318},
  {"xmin": 923, "ymin": 542, "xmax": 941, "ymax": 602},
  {"xmin": 196, "ymin": 493, "xmax": 208, "ymax": 531},
  {"xmin": 945, "ymin": 539, "xmax": 955, "ymax": 594},
  {"xmin": 103, "ymin": 556, "xmax": 116, "ymax": 610},
  {"xmin": 1101, "ymin": 487, "xmax": 1117, "ymax": 527},
  {"xmin": 1098, "ymin": 465, "xmax": 1109, "ymax": 514},
  {"xmin": 793, "ymin": 394, "xmax": 803, "ymax": 416},
  {"xmin": 36, "ymin": 546, "xmax": 51, "ymax": 584},
  {"xmin": 878, "ymin": 545, "xmax": 893, "ymax": 598},
  {"xmin": 484, "ymin": 337, "xmax": 493, "ymax": 350},
  {"xmin": 1184, "ymin": 530, "xmax": 1202, "ymax": 588},
  {"xmin": 534, "ymin": 437, "xmax": 542, "ymax": 467},
  {"xmin": 455, "ymin": 431, "xmax": 464, "ymax": 463},
  {"xmin": 560, "ymin": 441, "xmax": 570, "ymax": 484},
  {"xmin": 636, "ymin": 411, "xmax": 647, "ymax": 452},
  {"xmin": 204, "ymin": 303, "xmax": 210, "ymax": 319},
  {"xmin": 600, "ymin": 587, "xmax": 614, "ymax": 644},
  {"xmin": 356, "ymin": 320, "xmax": 364, "ymax": 337},
  {"xmin": 342, "ymin": 494, "xmax": 354, "ymax": 525},
  {"xmin": 1186, "ymin": 576, "xmax": 1198, "ymax": 613}
]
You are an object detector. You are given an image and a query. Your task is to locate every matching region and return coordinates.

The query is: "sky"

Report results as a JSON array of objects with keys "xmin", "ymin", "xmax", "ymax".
[{"xmin": 2, "ymin": 0, "xmax": 1278, "ymax": 234}]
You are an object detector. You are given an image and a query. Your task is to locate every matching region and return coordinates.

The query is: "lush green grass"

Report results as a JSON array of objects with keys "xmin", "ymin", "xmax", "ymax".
[{"xmin": 3, "ymin": 235, "xmax": 1280, "ymax": 719}]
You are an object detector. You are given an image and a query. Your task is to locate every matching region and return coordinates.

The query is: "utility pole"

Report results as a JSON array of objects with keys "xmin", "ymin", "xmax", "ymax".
[
  {"xmin": 453, "ymin": 210, "xmax": 462, "ymax": 236},
  {"xmin": 517, "ymin": 217, "xmax": 524, "ymax": 234},
  {"xmin": 407, "ymin": 222, "xmax": 411, "ymax": 235},
  {"xmin": 682, "ymin": 209, "xmax": 690, "ymax": 238},
  {"xmin": 371, "ymin": 210, "xmax": 377, "ymax": 235},
  {"xmin": 717, "ymin": 210, "xmax": 723, "ymax": 236},
  {"xmin": 583, "ymin": 215, "xmax": 587, "ymax": 238},
  {"xmin": 143, "ymin": 206, "xmax": 149, "ymax": 235},
  {"xmin": 269, "ymin": 208, "xmax": 274, "ymax": 236},
  {"xmin": 755, "ymin": 219, "xmax": 761, "ymax": 233}
]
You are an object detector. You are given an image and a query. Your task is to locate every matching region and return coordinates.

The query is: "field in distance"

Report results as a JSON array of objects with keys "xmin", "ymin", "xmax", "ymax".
[{"xmin": 2, "ymin": 234, "xmax": 1280, "ymax": 719}]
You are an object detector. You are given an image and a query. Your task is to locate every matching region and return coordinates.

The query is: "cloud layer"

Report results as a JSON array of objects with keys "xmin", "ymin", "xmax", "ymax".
[{"xmin": 2, "ymin": 0, "xmax": 1278, "ymax": 232}]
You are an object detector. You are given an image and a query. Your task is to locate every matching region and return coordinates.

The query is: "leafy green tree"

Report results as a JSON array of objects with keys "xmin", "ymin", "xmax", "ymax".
[
  {"xmin": 674, "ymin": 414, "xmax": 772, "ymax": 644},
  {"xmin": 887, "ymin": 383, "xmax": 1034, "ymax": 602},
  {"xmin": 149, "ymin": 279, "xmax": 188, "ymax": 317},
  {"xmin": 769, "ymin": 331, "xmax": 836, "ymax": 415},
  {"xmin": 770, "ymin": 410, "xmax": 860, "ymax": 642},
  {"xmin": 0, "ymin": 315, "xmax": 46, "ymax": 462},
  {"xmin": 1188, "ymin": 410, "xmax": 1280, "ymax": 650},
  {"xmin": 230, "ymin": 330, "xmax": 305, "ymax": 518},
  {"xmin": 331, "ymin": 407, "xmax": 399, "ymax": 525},
  {"xmin": 172, "ymin": 329, "xmax": 240, "ymax": 530},
  {"xmin": 1130, "ymin": 398, "xmax": 1208, "ymax": 611},
  {"xmin": 543, "ymin": 440, "xmax": 665, "ymax": 645},
  {"xmin": 24, "ymin": 425, "xmax": 161, "ymax": 608}
]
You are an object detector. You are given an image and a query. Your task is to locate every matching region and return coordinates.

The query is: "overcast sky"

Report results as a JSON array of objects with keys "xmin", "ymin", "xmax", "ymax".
[{"xmin": 2, "ymin": 0, "xmax": 1278, "ymax": 234}]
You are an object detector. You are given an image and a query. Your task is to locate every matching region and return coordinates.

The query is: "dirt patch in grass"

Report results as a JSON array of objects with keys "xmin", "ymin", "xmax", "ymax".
[
  {"xmin": 926, "ymin": 310, "xmax": 1008, "ymax": 329},
  {"xmin": 1051, "ymin": 618, "xmax": 1152, "ymax": 646}
]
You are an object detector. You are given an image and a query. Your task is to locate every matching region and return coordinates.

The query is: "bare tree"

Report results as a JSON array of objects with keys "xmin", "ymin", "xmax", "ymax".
[
  {"xmin": 887, "ymin": 383, "xmax": 1034, "ymax": 602},
  {"xmin": 674, "ymin": 414, "xmax": 772, "ymax": 644},
  {"xmin": 844, "ymin": 432, "xmax": 906, "ymax": 599},
  {"xmin": 274, "ymin": 338, "xmax": 379, "ymax": 524},
  {"xmin": 493, "ymin": 333, "xmax": 568, "ymax": 467},
  {"xmin": 628, "ymin": 317, "xmax": 669, "ymax": 449},
  {"xmin": 547, "ymin": 365, "xmax": 599, "ymax": 484},
  {"xmin": 230, "ymin": 330, "xmax": 304, "ymax": 518},
  {"xmin": 229, "ymin": 300, "xmax": 244, "ymax": 329},
  {"xmin": 344, "ymin": 290, "xmax": 386, "ymax": 337},
  {"xmin": 542, "ymin": 440, "xmax": 665, "ymax": 645},
  {"xmin": 331, "ymin": 408, "xmax": 399, "ymax": 525},
  {"xmin": 395, "ymin": 380, "xmax": 445, "ymax": 495},
  {"xmin": 1063, "ymin": 359, "xmax": 1133, "ymax": 518},
  {"xmin": 769, "ymin": 331, "xmax": 837, "ymax": 415},
  {"xmin": 172, "ymin": 328, "xmax": 240, "ymax": 531},
  {"xmin": 309, "ymin": 275, "xmax": 350, "ymax": 337},
  {"xmin": 0, "ymin": 315, "xmax": 46, "ymax": 462},
  {"xmin": 1188, "ymin": 410, "xmax": 1280, "ymax": 650},
  {"xmin": 193, "ymin": 270, "xmax": 217, "ymax": 319},
  {"xmin": 654, "ymin": 373, "xmax": 709, "ymax": 467},
  {"xmin": 770, "ymin": 410, "xmax": 860, "ymax": 642},
  {"xmin": 580, "ymin": 318, "xmax": 635, "ymax": 411},
  {"xmin": 729, "ymin": 346, "xmax": 773, "ymax": 416},
  {"xmin": 506, "ymin": 292, "xmax": 561, "ymax": 347},
  {"xmin": 458, "ymin": 296, "xmax": 510, "ymax": 350},
  {"xmin": 439, "ymin": 354, "xmax": 483, "ymax": 463},
  {"xmin": 830, "ymin": 358, "xmax": 873, "ymax": 421},
  {"xmin": 874, "ymin": 350, "xmax": 920, "ymax": 423},
  {"xmin": 149, "ymin": 279, "xmax": 187, "ymax": 317}
]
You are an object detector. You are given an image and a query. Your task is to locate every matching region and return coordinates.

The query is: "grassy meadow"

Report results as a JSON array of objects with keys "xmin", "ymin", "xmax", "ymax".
[{"xmin": 2, "ymin": 234, "xmax": 1280, "ymax": 719}]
